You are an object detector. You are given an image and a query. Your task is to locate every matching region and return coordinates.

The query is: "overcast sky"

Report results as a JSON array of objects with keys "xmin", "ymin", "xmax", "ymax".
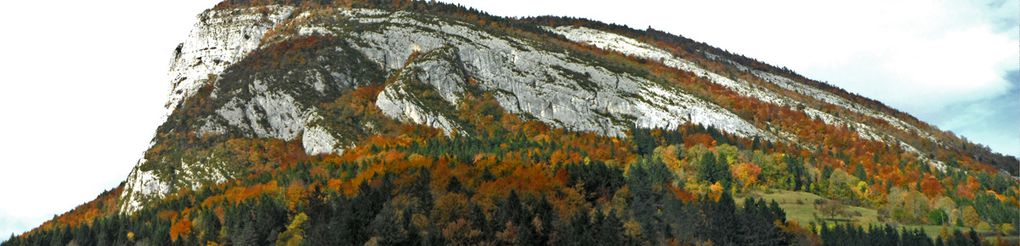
[{"xmin": 0, "ymin": 0, "xmax": 1016, "ymax": 240}]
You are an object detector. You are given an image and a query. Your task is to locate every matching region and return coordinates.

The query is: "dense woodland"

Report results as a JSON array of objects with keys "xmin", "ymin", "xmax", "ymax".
[
  {"xmin": 5, "ymin": 0, "xmax": 1018, "ymax": 245},
  {"xmin": 4, "ymin": 89, "xmax": 997, "ymax": 245}
]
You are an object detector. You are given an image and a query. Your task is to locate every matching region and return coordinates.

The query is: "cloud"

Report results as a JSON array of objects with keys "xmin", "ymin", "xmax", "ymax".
[
  {"xmin": 930, "ymin": 71, "xmax": 1020, "ymax": 156},
  {"xmin": 0, "ymin": 0, "xmax": 1014, "ymax": 240}
]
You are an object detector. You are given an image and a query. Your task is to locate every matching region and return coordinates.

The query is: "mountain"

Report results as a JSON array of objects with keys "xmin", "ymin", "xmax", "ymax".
[{"xmin": 6, "ymin": 1, "xmax": 1017, "ymax": 245}]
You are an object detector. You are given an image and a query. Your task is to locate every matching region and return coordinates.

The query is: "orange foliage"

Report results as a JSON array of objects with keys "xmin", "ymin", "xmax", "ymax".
[
  {"xmin": 955, "ymin": 176, "xmax": 981, "ymax": 199},
  {"xmin": 169, "ymin": 218, "xmax": 192, "ymax": 242},
  {"xmin": 668, "ymin": 184, "xmax": 696, "ymax": 202},
  {"xmin": 158, "ymin": 210, "xmax": 179, "ymax": 221},
  {"xmin": 684, "ymin": 133, "xmax": 716, "ymax": 148},
  {"xmin": 224, "ymin": 181, "xmax": 279, "ymax": 204},
  {"xmin": 708, "ymin": 182, "xmax": 725, "ymax": 201},
  {"xmin": 285, "ymin": 181, "xmax": 307, "ymax": 211},
  {"xmin": 27, "ymin": 186, "xmax": 122, "ymax": 236},
  {"xmin": 919, "ymin": 174, "xmax": 944, "ymax": 198},
  {"xmin": 476, "ymin": 165, "xmax": 558, "ymax": 200},
  {"xmin": 731, "ymin": 162, "xmax": 762, "ymax": 189},
  {"xmin": 226, "ymin": 138, "xmax": 308, "ymax": 172}
]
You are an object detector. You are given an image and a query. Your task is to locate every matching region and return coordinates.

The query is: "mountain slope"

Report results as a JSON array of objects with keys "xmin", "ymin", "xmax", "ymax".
[{"xmin": 7, "ymin": 1, "xmax": 1017, "ymax": 245}]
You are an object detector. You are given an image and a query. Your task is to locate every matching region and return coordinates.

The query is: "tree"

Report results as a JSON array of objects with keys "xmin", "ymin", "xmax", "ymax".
[
  {"xmin": 919, "ymin": 174, "xmax": 944, "ymax": 198},
  {"xmin": 597, "ymin": 213, "xmax": 625, "ymax": 245},
  {"xmin": 631, "ymin": 127, "xmax": 657, "ymax": 155},
  {"xmin": 853, "ymin": 164, "xmax": 867, "ymax": 181},
  {"xmin": 697, "ymin": 151, "xmax": 732, "ymax": 189},
  {"xmin": 703, "ymin": 192, "xmax": 738, "ymax": 245},
  {"xmin": 225, "ymin": 196, "xmax": 287, "ymax": 245},
  {"xmin": 784, "ymin": 156, "xmax": 809, "ymax": 191},
  {"xmin": 826, "ymin": 169, "xmax": 859, "ymax": 201},
  {"xmin": 275, "ymin": 213, "xmax": 308, "ymax": 246},
  {"xmin": 446, "ymin": 176, "xmax": 464, "ymax": 193},
  {"xmin": 817, "ymin": 200, "xmax": 848, "ymax": 220},
  {"xmin": 732, "ymin": 162, "xmax": 762, "ymax": 191},
  {"xmin": 928, "ymin": 209, "xmax": 949, "ymax": 225},
  {"xmin": 961, "ymin": 206, "xmax": 982, "ymax": 228},
  {"xmin": 169, "ymin": 218, "xmax": 192, "ymax": 242}
]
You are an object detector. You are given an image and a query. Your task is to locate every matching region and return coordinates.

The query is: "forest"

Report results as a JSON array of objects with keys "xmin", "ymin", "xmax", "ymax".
[
  {"xmin": 5, "ymin": 0, "xmax": 1018, "ymax": 245},
  {"xmin": 5, "ymin": 84, "xmax": 1010, "ymax": 245}
]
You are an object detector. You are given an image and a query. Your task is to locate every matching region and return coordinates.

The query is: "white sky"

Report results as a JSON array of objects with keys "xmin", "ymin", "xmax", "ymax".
[{"xmin": 0, "ymin": 0, "xmax": 1016, "ymax": 240}]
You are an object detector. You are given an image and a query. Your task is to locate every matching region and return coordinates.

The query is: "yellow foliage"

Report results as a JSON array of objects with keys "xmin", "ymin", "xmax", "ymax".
[
  {"xmin": 709, "ymin": 182, "xmax": 724, "ymax": 201},
  {"xmin": 275, "ymin": 213, "xmax": 309, "ymax": 246},
  {"xmin": 623, "ymin": 219, "xmax": 643, "ymax": 238},
  {"xmin": 731, "ymin": 162, "xmax": 762, "ymax": 190},
  {"xmin": 962, "ymin": 206, "xmax": 982, "ymax": 227}
]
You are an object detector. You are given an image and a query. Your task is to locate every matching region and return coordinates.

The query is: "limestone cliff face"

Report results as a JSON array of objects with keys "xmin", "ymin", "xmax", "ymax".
[
  {"xmin": 375, "ymin": 46, "xmax": 468, "ymax": 136},
  {"xmin": 164, "ymin": 6, "xmax": 296, "ymax": 119},
  {"xmin": 544, "ymin": 26, "xmax": 948, "ymax": 169},
  {"xmin": 121, "ymin": 6, "xmax": 295, "ymax": 214},
  {"xmin": 118, "ymin": 5, "xmax": 993, "ymax": 214}
]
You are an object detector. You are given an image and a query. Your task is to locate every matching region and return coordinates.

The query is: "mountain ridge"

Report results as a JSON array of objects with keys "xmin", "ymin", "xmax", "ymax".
[{"xmin": 7, "ymin": 1, "xmax": 1017, "ymax": 245}]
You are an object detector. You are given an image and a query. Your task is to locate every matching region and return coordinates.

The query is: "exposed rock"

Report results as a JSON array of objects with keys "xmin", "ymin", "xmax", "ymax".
[
  {"xmin": 376, "ymin": 46, "xmax": 467, "ymax": 136},
  {"xmin": 324, "ymin": 10, "xmax": 771, "ymax": 139},
  {"xmin": 547, "ymin": 25, "xmax": 954, "ymax": 172},
  {"xmin": 120, "ymin": 157, "xmax": 228, "ymax": 214},
  {"xmin": 164, "ymin": 6, "xmax": 295, "ymax": 118},
  {"xmin": 122, "ymin": 6, "xmax": 298, "ymax": 214},
  {"xmin": 118, "ymin": 6, "xmax": 975, "ymax": 214},
  {"xmin": 302, "ymin": 125, "xmax": 343, "ymax": 155},
  {"xmin": 118, "ymin": 160, "xmax": 168, "ymax": 214}
]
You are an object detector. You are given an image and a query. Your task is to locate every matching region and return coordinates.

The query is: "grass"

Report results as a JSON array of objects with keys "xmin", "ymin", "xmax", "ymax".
[{"xmin": 737, "ymin": 189, "xmax": 994, "ymax": 240}]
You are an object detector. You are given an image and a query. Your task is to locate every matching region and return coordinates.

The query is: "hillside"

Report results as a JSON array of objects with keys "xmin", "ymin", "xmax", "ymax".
[{"xmin": 5, "ymin": 1, "xmax": 1017, "ymax": 245}]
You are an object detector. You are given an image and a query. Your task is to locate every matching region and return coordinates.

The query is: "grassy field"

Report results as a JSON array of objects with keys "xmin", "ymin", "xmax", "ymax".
[
  {"xmin": 737, "ymin": 189, "xmax": 998, "ymax": 240},
  {"xmin": 738, "ymin": 189, "xmax": 880, "ymax": 226}
]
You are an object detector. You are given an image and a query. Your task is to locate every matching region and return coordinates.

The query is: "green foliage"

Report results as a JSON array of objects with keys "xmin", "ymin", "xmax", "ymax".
[
  {"xmin": 11, "ymin": 5, "xmax": 1020, "ymax": 243},
  {"xmin": 225, "ymin": 196, "xmax": 287, "ymax": 245},
  {"xmin": 564, "ymin": 160, "xmax": 625, "ymax": 202},
  {"xmin": 696, "ymin": 151, "xmax": 733, "ymax": 189},
  {"xmin": 816, "ymin": 223, "xmax": 978, "ymax": 246},
  {"xmin": 927, "ymin": 209, "xmax": 949, "ymax": 225}
]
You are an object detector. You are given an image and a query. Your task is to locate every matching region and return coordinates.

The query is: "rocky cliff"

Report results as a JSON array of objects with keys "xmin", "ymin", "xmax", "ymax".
[{"xmin": 117, "ymin": 3, "xmax": 1016, "ymax": 214}]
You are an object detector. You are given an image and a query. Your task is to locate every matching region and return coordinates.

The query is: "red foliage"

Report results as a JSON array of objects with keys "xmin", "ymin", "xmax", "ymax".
[{"xmin": 919, "ymin": 174, "xmax": 944, "ymax": 198}]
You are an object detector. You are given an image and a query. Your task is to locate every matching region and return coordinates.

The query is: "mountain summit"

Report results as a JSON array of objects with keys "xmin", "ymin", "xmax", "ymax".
[{"xmin": 7, "ymin": 1, "xmax": 1017, "ymax": 245}]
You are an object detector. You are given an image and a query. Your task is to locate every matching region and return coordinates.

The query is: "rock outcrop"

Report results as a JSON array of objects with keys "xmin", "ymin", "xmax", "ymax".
[{"xmin": 117, "ymin": 5, "xmax": 995, "ymax": 214}]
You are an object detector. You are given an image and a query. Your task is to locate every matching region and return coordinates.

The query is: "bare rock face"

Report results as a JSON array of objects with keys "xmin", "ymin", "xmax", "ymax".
[
  {"xmin": 543, "ymin": 26, "xmax": 947, "ymax": 168},
  {"xmin": 122, "ymin": 7, "xmax": 772, "ymax": 214},
  {"xmin": 376, "ymin": 46, "xmax": 467, "ymax": 136},
  {"xmin": 164, "ymin": 6, "xmax": 295, "ymax": 118},
  {"xmin": 119, "ymin": 162, "xmax": 168, "ymax": 214},
  {"xmin": 119, "ymin": 6, "xmax": 968, "ymax": 214},
  {"xmin": 326, "ymin": 10, "xmax": 770, "ymax": 139},
  {"xmin": 121, "ymin": 6, "xmax": 295, "ymax": 214}
]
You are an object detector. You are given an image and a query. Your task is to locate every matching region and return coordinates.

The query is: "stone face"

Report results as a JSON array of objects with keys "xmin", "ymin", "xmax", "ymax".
[
  {"xmin": 376, "ymin": 82, "xmax": 464, "ymax": 135},
  {"xmin": 375, "ymin": 46, "xmax": 467, "ymax": 136},
  {"xmin": 120, "ymin": 157, "xmax": 229, "ymax": 214},
  {"xmin": 119, "ymin": 160, "xmax": 167, "ymax": 214},
  {"xmin": 164, "ymin": 6, "xmax": 295, "ymax": 118},
  {"xmin": 302, "ymin": 124, "xmax": 342, "ymax": 155},
  {"xmin": 121, "ymin": 6, "xmax": 295, "ymax": 214},
  {"xmin": 118, "ymin": 6, "xmax": 961, "ymax": 214},
  {"xmin": 123, "ymin": 7, "xmax": 774, "ymax": 213},
  {"xmin": 324, "ymin": 10, "xmax": 770, "ymax": 139},
  {"xmin": 545, "ymin": 26, "xmax": 954, "ymax": 165}
]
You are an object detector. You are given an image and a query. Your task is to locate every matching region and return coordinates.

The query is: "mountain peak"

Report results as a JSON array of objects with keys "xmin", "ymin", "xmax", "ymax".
[{"xmin": 7, "ymin": 1, "xmax": 1017, "ymax": 245}]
